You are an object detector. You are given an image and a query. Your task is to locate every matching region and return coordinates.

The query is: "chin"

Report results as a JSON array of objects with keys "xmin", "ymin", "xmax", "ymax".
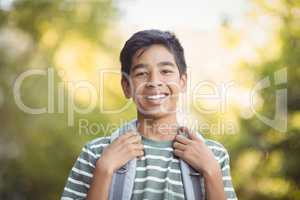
[
  {"xmin": 137, "ymin": 106, "xmax": 176, "ymax": 119},
  {"xmin": 134, "ymin": 97, "xmax": 178, "ymax": 118}
]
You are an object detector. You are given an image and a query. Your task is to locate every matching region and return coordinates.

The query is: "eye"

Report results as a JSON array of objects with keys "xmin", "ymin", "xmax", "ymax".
[
  {"xmin": 135, "ymin": 72, "xmax": 148, "ymax": 77},
  {"xmin": 162, "ymin": 70, "xmax": 173, "ymax": 74}
]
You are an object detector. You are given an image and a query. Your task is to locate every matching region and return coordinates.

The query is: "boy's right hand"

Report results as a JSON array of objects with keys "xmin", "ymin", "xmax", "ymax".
[{"xmin": 95, "ymin": 131, "xmax": 144, "ymax": 174}]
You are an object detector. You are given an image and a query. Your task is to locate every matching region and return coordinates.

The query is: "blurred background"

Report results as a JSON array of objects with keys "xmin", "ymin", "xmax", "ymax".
[{"xmin": 0, "ymin": 0, "xmax": 300, "ymax": 199}]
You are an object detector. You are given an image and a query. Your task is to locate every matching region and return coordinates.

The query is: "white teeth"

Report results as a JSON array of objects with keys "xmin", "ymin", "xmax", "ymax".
[{"xmin": 145, "ymin": 94, "xmax": 166, "ymax": 100}]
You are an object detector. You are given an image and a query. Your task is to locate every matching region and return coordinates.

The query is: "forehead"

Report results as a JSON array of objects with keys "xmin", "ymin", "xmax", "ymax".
[{"xmin": 132, "ymin": 44, "xmax": 176, "ymax": 66}]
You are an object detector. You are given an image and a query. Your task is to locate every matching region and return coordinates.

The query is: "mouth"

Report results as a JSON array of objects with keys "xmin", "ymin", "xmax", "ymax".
[
  {"xmin": 144, "ymin": 93, "xmax": 168, "ymax": 100},
  {"xmin": 143, "ymin": 92, "xmax": 170, "ymax": 103}
]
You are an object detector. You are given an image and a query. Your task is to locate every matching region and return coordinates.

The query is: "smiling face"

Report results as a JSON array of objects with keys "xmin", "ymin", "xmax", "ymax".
[{"xmin": 121, "ymin": 44, "xmax": 187, "ymax": 118}]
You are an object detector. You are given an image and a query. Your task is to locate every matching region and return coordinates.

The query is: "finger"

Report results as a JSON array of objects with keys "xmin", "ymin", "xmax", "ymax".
[
  {"xmin": 174, "ymin": 149, "xmax": 184, "ymax": 158},
  {"xmin": 117, "ymin": 131, "xmax": 137, "ymax": 143},
  {"xmin": 127, "ymin": 144, "xmax": 144, "ymax": 158},
  {"xmin": 173, "ymin": 141, "xmax": 186, "ymax": 151},
  {"xmin": 126, "ymin": 134, "xmax": 142, "ymax": 144},
  {"xmin": 177, "ymin": 127, "xmax": 188, "ymax": 137},
  {"xmin": 175, "ymin": 134, "xmax": 191, "ymax": 145},
  {"xmin": 133, "ymin": 143, "xmax": 144, "ymax": 151},
  {"xmin": 137, "ymin": 149, "xmax": 144, "ymax": 156},
  {"xmin": 114, "ymin": 132, "xmax": 139, "ymax": 152},
  {"xmin": 136, "ymin": 150, "xmax": 144, "ymax": 159},
  {"xmin": 179, "ymin": 127, "xmax": 198, "ymax": 141}
]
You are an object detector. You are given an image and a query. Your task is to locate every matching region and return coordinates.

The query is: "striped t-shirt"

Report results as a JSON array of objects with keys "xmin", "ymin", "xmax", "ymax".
[
  {"xmin": 131, "ymin": 136, "xmax": 184, "ymax": 199},
  {"xmin": 61, "ymin": 136, "xmax": 237, "ymax": 200}
]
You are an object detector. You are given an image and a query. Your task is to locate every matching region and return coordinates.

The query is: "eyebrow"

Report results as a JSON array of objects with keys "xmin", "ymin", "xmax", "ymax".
[
  {"xmin": 157, "ymin": 61, "xmax": 176, "ymax": 68},
  {"xmin": 131, "ymin": 63, "xmax": 148, "ymax": 72},
  {"xmin": 131, "ymin": 61, "xmax": 176, "ymax": 72}
]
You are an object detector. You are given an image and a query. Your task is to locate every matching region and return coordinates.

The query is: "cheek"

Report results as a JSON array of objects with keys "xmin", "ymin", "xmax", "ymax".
[
  {"xmin": 131, "ymin": 80, "xmax": 147, "ymax": 99},
  {"xmin": 164, "ymin": 74, "xmax": 182, "ymax": 89},
  {"xmin": 131, "ymin": 78, "xmax": 143, "ymax": 90},
  {"xmin": 167, "ymin": 80, "xmax": 182, "ymax": 94}
]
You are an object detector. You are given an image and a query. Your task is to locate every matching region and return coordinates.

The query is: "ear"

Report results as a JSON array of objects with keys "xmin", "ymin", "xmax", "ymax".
[
  {"xmin": 179, "ymin": 73, "xmax": 187, "ymax": 92},
  {"xmin": 121, "ymin": 76, "xmax": 132, "ymax": 98}
]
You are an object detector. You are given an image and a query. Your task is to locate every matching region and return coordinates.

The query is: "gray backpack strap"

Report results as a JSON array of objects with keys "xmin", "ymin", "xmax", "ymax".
[
  {"xmin": 180, "ymin": 131, "xmax": 205, "ymax": 200},
  {"xmin": 180, "ymin": 160, "xmax": 203, "ymax": 200},
  {"xmin": 108, "ymin": 119, "xmax": 138, "ymax": 200},
  {"xmin": 108, "ymin": 165, "xmax": 128, "ymax": 200}
]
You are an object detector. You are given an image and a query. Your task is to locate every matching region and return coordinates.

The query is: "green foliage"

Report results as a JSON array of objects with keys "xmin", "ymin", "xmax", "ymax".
[
  {"xmin": 229, "ymin": 0, "xmax": 300, "ymax": 199},
  {"xmin": 0, "ymin": 0, "xmax": 118, "ymax": 199}
]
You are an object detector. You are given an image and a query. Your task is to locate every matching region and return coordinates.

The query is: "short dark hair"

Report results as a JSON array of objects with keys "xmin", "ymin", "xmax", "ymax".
[{"xmin": 120, "ymin": 29, "xmax": 187, "ymax": 76}]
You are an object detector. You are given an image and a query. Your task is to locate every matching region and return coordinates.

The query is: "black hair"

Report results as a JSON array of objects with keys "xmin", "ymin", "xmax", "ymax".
[{"xmin": 120, "ymin": 29, "xmax": 187, "ymax": 76}]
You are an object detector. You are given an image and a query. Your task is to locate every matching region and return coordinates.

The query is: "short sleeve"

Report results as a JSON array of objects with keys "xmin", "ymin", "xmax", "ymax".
[
  {"xmin": 61, "ymin": 137, "xmax": 110, "ymax": 200},
  {"xmin": 219, "ymin": 150, "xmax": 238, "ymax": 200},
  {"xmin": 206, "ymin": 139, "xmax": 238, "ymax": 200}
]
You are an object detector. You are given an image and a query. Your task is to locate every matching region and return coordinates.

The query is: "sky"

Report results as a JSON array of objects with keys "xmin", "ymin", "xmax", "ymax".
[{"xmin": 117, "ymin": 0, "xmax": 249, "ymax": 31}]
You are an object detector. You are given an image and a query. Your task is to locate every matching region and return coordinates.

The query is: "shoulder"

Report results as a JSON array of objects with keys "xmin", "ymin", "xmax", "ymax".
[
  {"xmin": 205, "ymin": 139, "xmax": 228, "ymax": 155},
  {"xmin": 203, "ymin": 138, "xmax": 231, "ymax": 168},
  {"xmin": 195, "ymin": 132, "xmax": 228, "ymax": 155},
  {"xmin": 86, "ymin": 136, "xmax": 111, "ymax": 147},
  {"xmin": 80, "ymin": 136, "xmax": 111, "ymax": 160}
]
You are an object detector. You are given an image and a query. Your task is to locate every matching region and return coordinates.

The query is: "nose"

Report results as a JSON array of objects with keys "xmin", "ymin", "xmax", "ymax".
[
  {"xmin": 146, "ymin": 72, "xmax": 163, "ymax": 88},
  {"xmin": 146, "ymin": 81, "xmax": 163, "ymax": 88}
]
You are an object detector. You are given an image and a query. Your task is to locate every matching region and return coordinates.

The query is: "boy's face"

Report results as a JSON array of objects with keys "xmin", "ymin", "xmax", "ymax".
[{"xmin": 121, "ymin": 44, "xmax": 187, "ymax": 118}]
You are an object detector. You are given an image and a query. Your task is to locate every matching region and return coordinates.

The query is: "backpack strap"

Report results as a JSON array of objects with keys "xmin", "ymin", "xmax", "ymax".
[
  {"xmin": 180, "ymin": 131, "xmax": 205, "ymax": 200},
  {"xmin": 108, "ymin": 119, "xmax": 138, "ymax": 200},
  {"xmin": 180, "ymin": 160, "xmax": 203, "ymax": 200}
]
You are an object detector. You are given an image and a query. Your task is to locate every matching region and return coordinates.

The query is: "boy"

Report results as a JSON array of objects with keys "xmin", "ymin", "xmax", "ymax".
[{"xmin": 61, "ymin": 30, "xmax": 237, "ymax": 200}]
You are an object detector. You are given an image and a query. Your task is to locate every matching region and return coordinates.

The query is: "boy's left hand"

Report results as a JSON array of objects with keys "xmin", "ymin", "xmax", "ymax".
[{"xmin": 173, "ymin": 127, "xmax": 220, "ymax": 176}]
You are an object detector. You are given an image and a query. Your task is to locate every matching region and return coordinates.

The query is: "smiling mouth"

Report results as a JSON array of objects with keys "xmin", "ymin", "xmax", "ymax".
[{"xmin": 144, "ymin": 93, "xmax": 169, "ymax": 100}]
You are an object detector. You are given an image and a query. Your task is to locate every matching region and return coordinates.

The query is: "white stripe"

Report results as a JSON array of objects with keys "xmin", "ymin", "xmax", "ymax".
[
  {"xmin": 208, "ymin": 145, "xmax": 226, "ymax": 153},
  {"xmin": 64, "ymin": 187, "xmax": 87, "ymax": 197},
  {"xmin": 224, "ymin": 187, "xmax": 235, "ymax": 191},
  {"xmin": 68, "ymin": 177, "xmax": 90, "ymax": 188},
  {"xmin": 133, "ymin": 187, "xmax": 184, "ymax": 198},
  {"xmin": 222, "ymin": 164, "xmax": 230, "ymax": 171},
  {"xmin": 217, "ymin": 154, "xmax": 229, "ymax": 164},
  {"xmin": 82, "ymin": 147, "xmax": 99, "ymax": 159},
  {"xmin": 140, "ymin": 155, "xmax": 179, "ymax": 162},
  {"xmin": 72, "ymin": 167, "xmax": 93, "ymax": 178},
  {"xmin": 134, "ymin": 176, "xmax": 182, "ymax": 186},
  {"xmin": 143, "ymin": 145, "xmax": 173, "ymax": 151},
  {"xmin": 136, "ymin": 166, "xmax": 181, "ymax": 174},
  {"xmin": 222, "ymin": 176, "xmax": 232, "ymax": 181},
  {"xmin": 90, "ymin": 143, "xmax": 108, "ymax": 149},
  {"xmin": 61, "ymin": 197, "xmax": 73, "ymax": 200},
  {"xmin": 90, "ymin": 136, "xmax": 110, "ymax": 145},
  {"xmin": 78, "ymin": 158, "xmax": 95, "ymax": 168}
]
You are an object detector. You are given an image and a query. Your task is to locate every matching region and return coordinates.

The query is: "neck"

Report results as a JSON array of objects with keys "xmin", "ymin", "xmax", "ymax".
[{"xmin": 136, "ymin": 112, "xmax": 179, "ymax": 141}]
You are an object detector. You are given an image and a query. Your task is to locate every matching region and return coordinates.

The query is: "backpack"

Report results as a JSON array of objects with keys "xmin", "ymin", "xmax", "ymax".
[{"xmin": 108, "ymin": 119, "xmax": 205, "ymax": 200}]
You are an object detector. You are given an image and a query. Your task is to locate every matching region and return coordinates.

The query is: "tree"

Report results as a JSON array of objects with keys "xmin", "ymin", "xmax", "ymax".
[{"xmin": 0, "ymin": 0, "xmax": 119, "ymax": 199}]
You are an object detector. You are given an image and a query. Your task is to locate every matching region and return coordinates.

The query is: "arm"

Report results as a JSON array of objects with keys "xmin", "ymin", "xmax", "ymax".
[
  {"xmin": 202, "ymin": 161, "xmax": 227, "ymax": 200},
  {"xmin": 86, "ymin": 162, "xmax": 113, "ymax": 200}
]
